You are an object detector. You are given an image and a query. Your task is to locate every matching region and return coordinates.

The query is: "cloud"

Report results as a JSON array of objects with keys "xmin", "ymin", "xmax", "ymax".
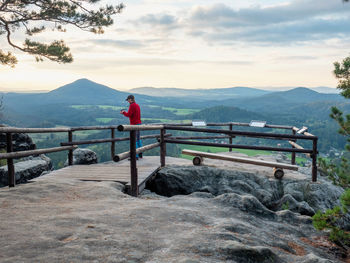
[
  {"xmin": 199, "ymin": 16, "xmax": 350, "ymax": 45},
  {"xmin": 89, "ymin": 39, "xmax": 146, "ymax": 49},
  {"xmin": 188, "ymin": 0, "xmax": 348, "ymax": 28},
  {"xmin": 128, "ymin": 0, "xmax": 350, "ymax": 46},
  {"xmin": 130, "ymin": 13, "xmax": 180, "ymax": 31}
]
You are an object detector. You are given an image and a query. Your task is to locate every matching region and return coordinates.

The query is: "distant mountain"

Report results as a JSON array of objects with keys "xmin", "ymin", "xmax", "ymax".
[
  {"xmin": 219, "ymin": 87, "xmax": 346, "ymax": 113},
  {"xmin": 129, "ymin": 86, "xmax": 271, "ymax": 100},
  {"xmin": 309, "ymin": 86, "xmax": 339, "ymax": 94},
  {"xmin": 2, "ymin": 79, "xmax": 165, "ymax": 112}
]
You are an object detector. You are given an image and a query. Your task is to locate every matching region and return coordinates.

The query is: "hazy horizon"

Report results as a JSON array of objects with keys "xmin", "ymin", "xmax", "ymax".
[{"xmin": 0, "ymin": 78, "xmax": 339, "ymax": 93}]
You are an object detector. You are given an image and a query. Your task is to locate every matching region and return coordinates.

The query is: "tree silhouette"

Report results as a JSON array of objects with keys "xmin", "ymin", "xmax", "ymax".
[{"xmin": 0, "ymin": 0, "xmax": 124, "ymax": 67}]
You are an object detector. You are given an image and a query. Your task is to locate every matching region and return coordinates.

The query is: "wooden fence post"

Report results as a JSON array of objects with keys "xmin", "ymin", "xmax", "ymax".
[
  {"xmin": 111, "ymin": 128, "xmax": 115, "ymax": 160},
  {"xmin": 160, "ymin": 128, "xmax": 166, "ymax": 167},
  {"xmin": 130, "ymin": 130, "xmax": 138, "ymax": 197},
  {"xmin": 68, "ymin": 131, "xmax": 73, "ymax": 165},
  {"xmin": 312, "ymin": 138, "xmax": 318, "ymax": 182},
  {"xmin": 291, "ymin": 129, "xmax": 296, "ymax": 165},
  {"xmin": 6, "ymin": 133, "xmax": 15, "ymax": 187},
  {"xmin": 229, "ymin": 124, "xmax": 233, "ymax": 152}
]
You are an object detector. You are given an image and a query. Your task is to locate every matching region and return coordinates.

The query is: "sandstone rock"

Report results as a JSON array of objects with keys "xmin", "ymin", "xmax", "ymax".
[
  {"xmin": 0, "ymin": 131, "xmax": 35, "ymax": 151},
  {"xmin": 151, "ymin": 166, "xmax": 344, "ymax": 215},
  {"xmin": 218, "ymin": 240, "xmax": 280, "ymax": 262},
  {"xmin": 277, "ymin": 194, "xmax": 315, "ymax": 216},
  {"xmin": 298, "ymin": 253, "xmax": 335, "ymax": 263},
  {"xmin": 64, "ymin": 148, "xmax": 97, "ymax": 166},
  {"xmin": 0, "ymin": 159, "xmax": 347, "ymax": 262},
  {"xmin": 0, "ymin": 154, "xmax": 52, "ymax": 187},
  {"xmin": 215, "ymin": 193, "xmax": 276, "ymax": 218}
]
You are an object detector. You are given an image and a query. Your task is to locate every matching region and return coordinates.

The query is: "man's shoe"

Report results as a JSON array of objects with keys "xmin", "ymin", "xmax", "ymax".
[{"xmin": 139, "ymin": 153, "xmax": 143, "ymax": 158}]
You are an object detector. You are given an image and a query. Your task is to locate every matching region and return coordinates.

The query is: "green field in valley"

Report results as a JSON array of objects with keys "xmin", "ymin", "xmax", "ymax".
[
  {"xmin": 147, "ymin": 105, "xmax": 200, "ymax": 116},
  {"xmin": 71, "ymin": 105, "xmax": 124, "ymax": 110},
  {"xmin": 162, "ymin": 107, "xmax": 200, "ymax": 115},
  {"xmin": 96, "ymin": 118, "xmax": 114, "ymax": 123}
]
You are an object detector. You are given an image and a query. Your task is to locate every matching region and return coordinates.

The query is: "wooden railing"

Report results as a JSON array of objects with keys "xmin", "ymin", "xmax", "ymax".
[
  {"xmin": 0, "ymin": 122, "xmax": 318, "ymax": 196},
  {"xmin": 115, "ymin": 122, "xmax": 318, "ymax": 196}
]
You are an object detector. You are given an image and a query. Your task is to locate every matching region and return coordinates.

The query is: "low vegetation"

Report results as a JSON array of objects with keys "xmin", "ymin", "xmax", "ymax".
[{"xmin": 313, "ymin": 55, "xmax": 350, "ymax": 248}]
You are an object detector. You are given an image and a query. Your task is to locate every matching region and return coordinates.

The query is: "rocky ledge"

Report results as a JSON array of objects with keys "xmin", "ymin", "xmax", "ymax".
[
  {"xmin": 0, "ymin": 155, "xmax": 52, "ymax": 187},
  {"xmin": 0, "ymin": 157, "xmax": 348, "ymax": 262}
]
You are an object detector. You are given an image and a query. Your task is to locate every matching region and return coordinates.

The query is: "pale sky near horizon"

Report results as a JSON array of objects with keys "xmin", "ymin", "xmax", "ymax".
[{"xmin": 0, "ymin": 0, "xmax": 349, "ymax": 92}]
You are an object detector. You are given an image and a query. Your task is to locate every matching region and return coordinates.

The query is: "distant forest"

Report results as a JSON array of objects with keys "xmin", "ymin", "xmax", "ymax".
[{"xmin": 1, "ymin": 79, "xmax": 348, "ymax": 168}]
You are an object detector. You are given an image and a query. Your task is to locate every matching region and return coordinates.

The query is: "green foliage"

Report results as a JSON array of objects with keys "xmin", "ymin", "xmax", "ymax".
[
  {"xmin": 0, "ymin": 149, "xmax": 7, "ymax": 166},
  {"xmin": 0, "ymin": 0, "xmax": 124, "ymax": 66},
  {"xmin": 313, "ymin": 54, "xmax": 350, "ymax": 248},
  {"xmin": 319, "ymin": 157, "xmax": 350, "ymax": 188},
  {"xmin": 281, "ymin": 202, "xmax": 289, "ymax": 210},
  {"xmin": 312, "ymin": 189, "xmax": 350, "ymax": 246},
  {"xmin": 334, "ymin": 56, "xmax": 350, "ymax": 99}
]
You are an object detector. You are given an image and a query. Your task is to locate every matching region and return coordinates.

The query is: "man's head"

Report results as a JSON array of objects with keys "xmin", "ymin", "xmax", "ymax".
[{"xmin": 126, "ymin": 94, "xmax": 135, "ymax": 103}]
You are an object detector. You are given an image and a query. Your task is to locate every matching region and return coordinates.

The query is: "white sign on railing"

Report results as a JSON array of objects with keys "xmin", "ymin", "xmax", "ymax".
[
  {"xmin": 249, "ymin": 120, "xmax": 266, "ymax": 128},
  {"xmin": 192, "ymin": 120, "xmax": 207, "ymax": 127}
]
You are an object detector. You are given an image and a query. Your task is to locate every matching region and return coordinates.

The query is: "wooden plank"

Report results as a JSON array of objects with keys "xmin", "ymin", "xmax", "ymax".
[
  {"xmin": 182, "ymin": 149, "xmax": 299, "ymax": 171},
  {"xmin": 43, "ymin": 158, "xmax": 160, "ymax": 195},
  {"xmin": 288, "ymin": 141, "xmax": 311, "ymax": 157}
]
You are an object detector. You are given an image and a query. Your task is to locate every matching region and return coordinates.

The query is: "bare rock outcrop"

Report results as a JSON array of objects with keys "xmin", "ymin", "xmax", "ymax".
[
  {"xmin": 0, "ymin": 159, "xmax": 347, "ymax": 262},
  {"xmin": 0, "ymin": 131, "xmax": 35, "ymax": 151},
  {"xmin": 64, "ymin": 148, "xmax": 98, "ymax": 166},
  {"xmin": 0, "ymin": 155, "xmax": 52, "ymax": 187}
]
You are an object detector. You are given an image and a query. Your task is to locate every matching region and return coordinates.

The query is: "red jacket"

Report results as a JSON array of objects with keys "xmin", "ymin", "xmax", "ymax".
[{"xmin": 123, "ymin": 102, "xmax": 142, "ymax": 125}]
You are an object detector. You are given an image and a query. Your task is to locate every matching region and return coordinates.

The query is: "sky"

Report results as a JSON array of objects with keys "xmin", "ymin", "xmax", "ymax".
[{"xmin": 0, "ymin": 0, "xmax": 350, "ymax": 92}]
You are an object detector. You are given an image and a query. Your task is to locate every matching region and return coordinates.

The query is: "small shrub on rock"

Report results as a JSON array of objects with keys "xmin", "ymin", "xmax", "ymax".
[{"xmin": 312, "ymin": 189, "xmax": 350, "ymax": 247}]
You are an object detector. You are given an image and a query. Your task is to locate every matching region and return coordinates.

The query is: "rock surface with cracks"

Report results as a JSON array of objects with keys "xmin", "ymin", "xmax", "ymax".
[{"xmin": 0, "ymin": 155, "xmax": 347, "ymax": 262}]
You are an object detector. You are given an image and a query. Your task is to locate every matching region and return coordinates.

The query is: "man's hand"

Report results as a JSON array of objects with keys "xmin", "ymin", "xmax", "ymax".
[{"xmin": 120, "ymin": 110, "xmax": 126, "ymax": 114}]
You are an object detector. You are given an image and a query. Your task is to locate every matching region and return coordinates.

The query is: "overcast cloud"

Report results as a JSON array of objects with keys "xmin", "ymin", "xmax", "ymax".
[{"xmin": 129, "ymin": 0, "xmax": 350, "ymax": 46}]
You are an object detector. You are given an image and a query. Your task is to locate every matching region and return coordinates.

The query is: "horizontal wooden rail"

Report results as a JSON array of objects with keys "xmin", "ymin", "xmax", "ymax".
[
  {"xmin": 61, "ymin": 137, "xmax": 129, "ymax": 146},
  {"xmin": 164, "ymin": 125, "xmax": 317, "ymax": 140},
  {"xmin": 70, "ymin": 125, "xmax": 119, "ymax": 131},
  {"xmin": 113, "ymin": 142, "xmax": 160, "ymax": 162},
  {"xmin": 165, "ymin": 139, "xmax": 313, "ymax": 154},
  {"xmin": 157, "ymin": 122, "xmax": 293, "ymax": 129},
  {"xmin": 117, "ymin": 124, "xmax": 164, "ymax": 132},
  {"xmin": 288, "ymin": 141, "xmax": 311, "ymax": 157},
  {"xmin": 0, "ymin": 127, "xmax": 70, "ymax": 133},
  {"xmin": 0, "ymin": 146, "xmax": 77, "ymax": 159},
  {"xmin": 168, "ymin": 135, "xmax": 231, "ymax": 140},
  {"xmin": 61, "ymin": 134, "xmax": 172, "ymax": 146},
  {"xmin": 293, "ymin": 126, "xmax": 315, "ymax": 137}
]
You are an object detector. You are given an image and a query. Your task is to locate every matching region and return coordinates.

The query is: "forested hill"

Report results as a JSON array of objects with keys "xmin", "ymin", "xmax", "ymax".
[
  {"xmin": 189, "ymin": 106, "xmax": 267, "ymax": 123},
  {"xmin": 1, "ymin": 78, "xmax": 348, "ymax": 153},
  {"xmin": 129, "ymin": 86, "xmax": 271, "ymax": 99}
]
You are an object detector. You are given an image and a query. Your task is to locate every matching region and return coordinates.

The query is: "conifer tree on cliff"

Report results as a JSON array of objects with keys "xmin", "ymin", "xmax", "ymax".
[
  {"xmin": 0, "ymin": 0, "xmax": 124, "ymax": 67},
  {"xmin": 313, "ymin": 56, "xmax": 350, "ymax": 247}
]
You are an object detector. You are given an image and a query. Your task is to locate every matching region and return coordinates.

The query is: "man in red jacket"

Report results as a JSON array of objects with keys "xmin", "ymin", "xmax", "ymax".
[{"xmin": 120, "ymin": 95, "xmax": 142, "ymax": 159}]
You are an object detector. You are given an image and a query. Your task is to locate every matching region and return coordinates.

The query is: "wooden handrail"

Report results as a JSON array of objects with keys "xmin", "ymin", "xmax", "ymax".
[
  {"xmin": 0, "ymin": 145, "xmax": 77, "ymax": 159},
  {"xmin": 70, "ymin": 125, "xmax": 119, "ymax": 131},
  {"xmin": 0, "ymin": 127, "xmax": 70, "ymax": 133},
  {"xmin": 165, "ymin": 138, "xmax": 313, "ymax": 154},
  {"xmin": 117, "ymin": 124, "xmax": 164, "ymax": 131},
  {"xmin": 168, "ymin": 135, "xmax": 231, "ymax": 140},
  {"xmin": 288, "ymin": 141, "xmax": 311, "ymax": 157},
  {"xmin": 60, "ymin": 133, "xmax": 172, "ymax": 146},
  {"xmin": 164, "ymin": 125, "xmax": 317, "ymax": 140},
  {"xmin": 113, "ymin": 142, "xmax": 160, "ymax": 162}
]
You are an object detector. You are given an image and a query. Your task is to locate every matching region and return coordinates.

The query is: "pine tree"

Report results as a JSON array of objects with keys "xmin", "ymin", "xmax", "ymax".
[{"xmin": 0, "ymin": 0, "xmax": 124, "ymax": 66}]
